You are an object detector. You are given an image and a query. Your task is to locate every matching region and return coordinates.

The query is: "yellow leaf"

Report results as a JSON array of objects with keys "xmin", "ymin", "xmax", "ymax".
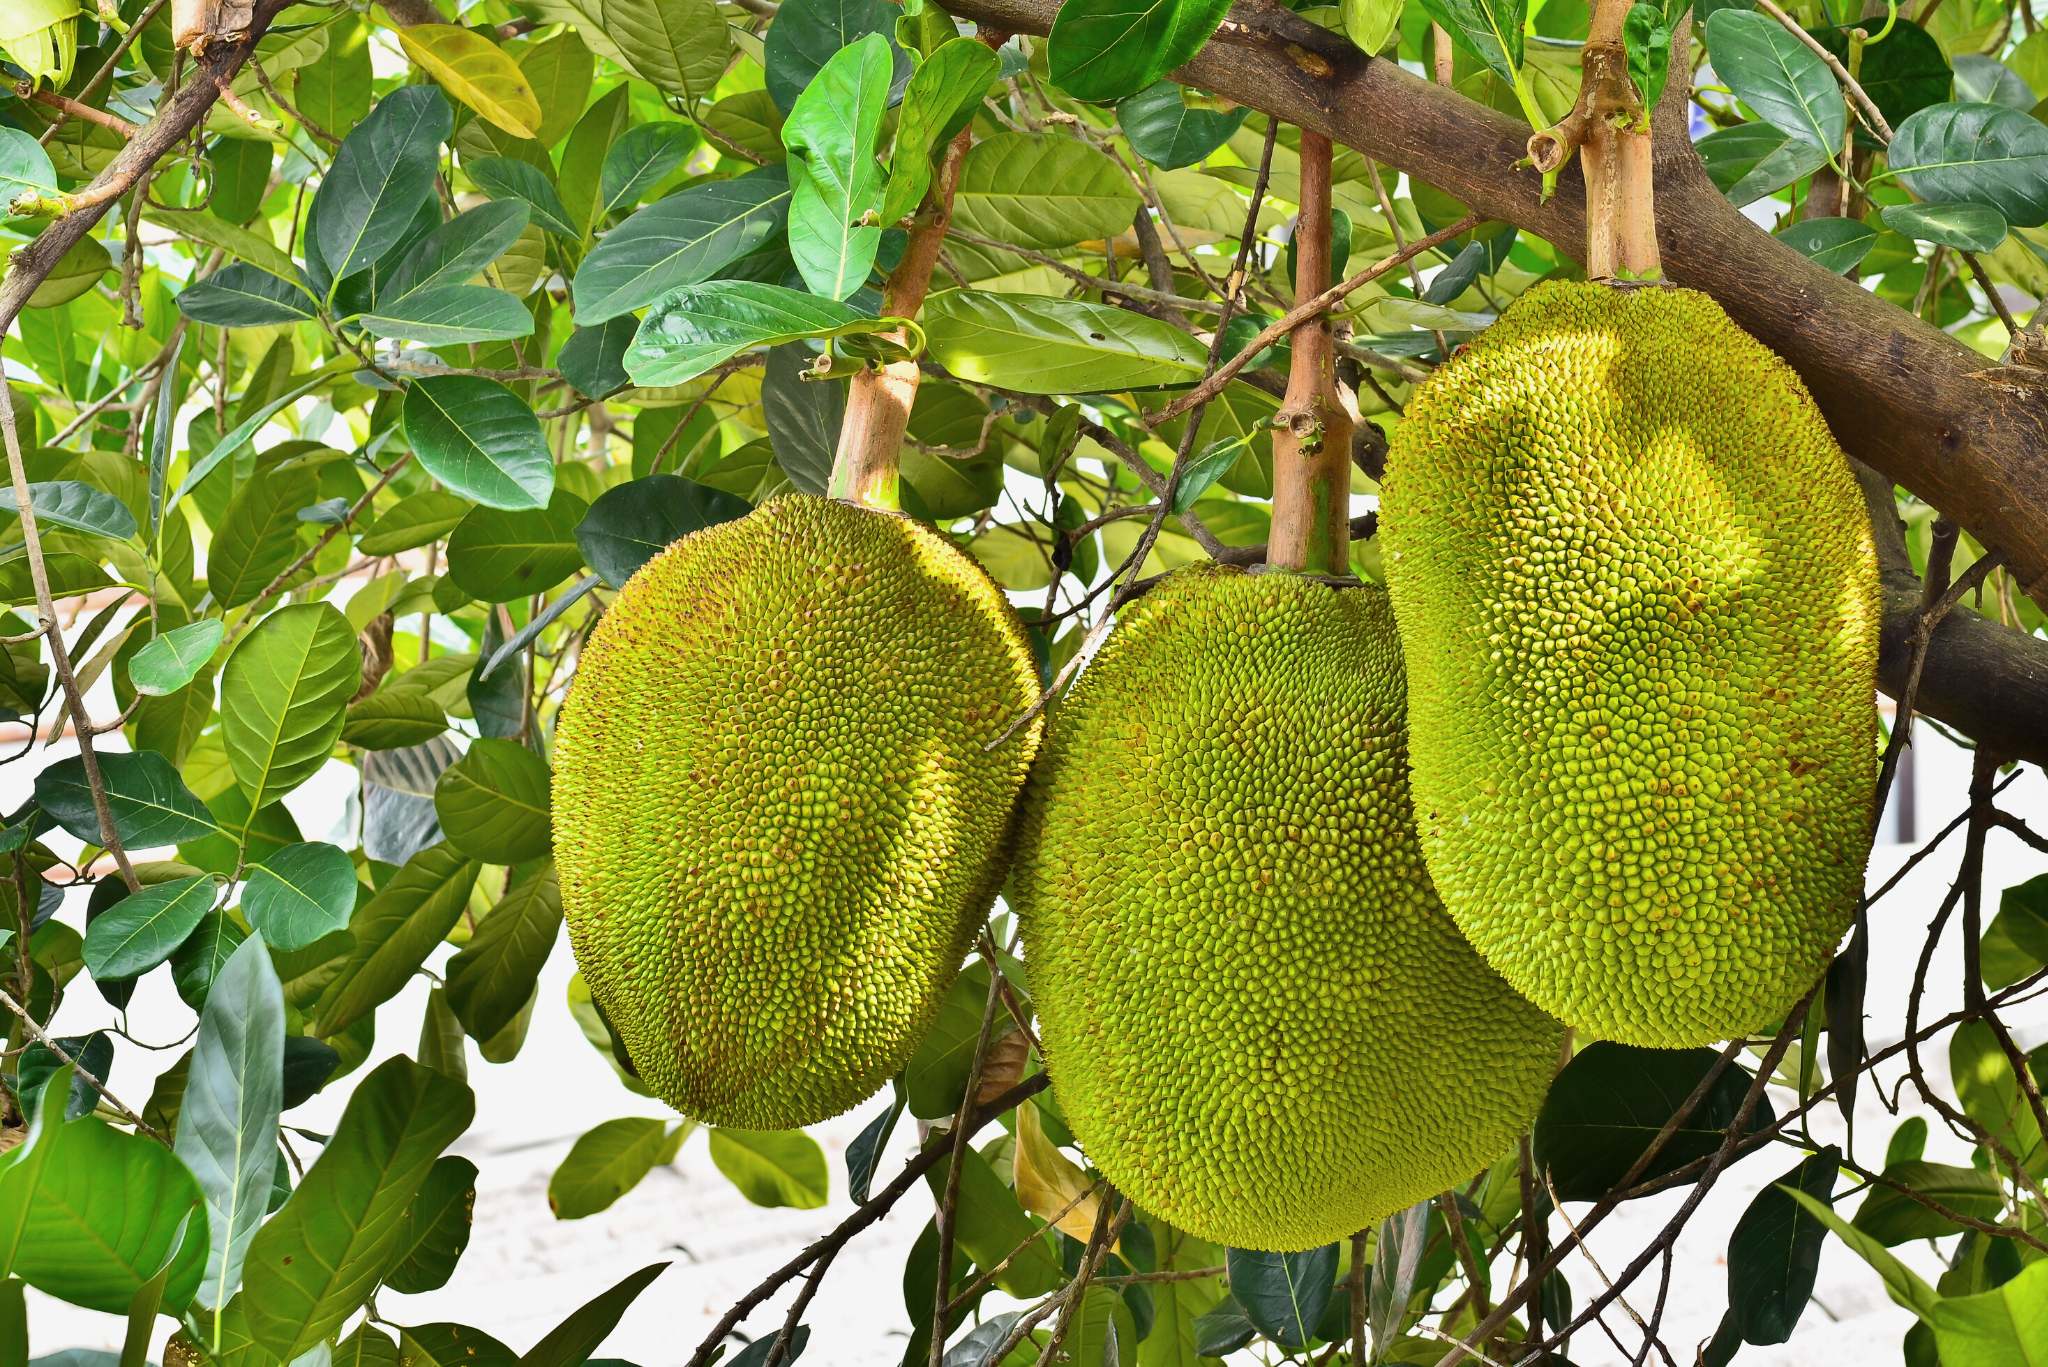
[
  {"xmin": 393, "ymin": 23, "xmax": 542, "ymax": 140},
  {"xmin": 1014, "ymin": 1102, "xmax": 1111, "ymax": 1249}
]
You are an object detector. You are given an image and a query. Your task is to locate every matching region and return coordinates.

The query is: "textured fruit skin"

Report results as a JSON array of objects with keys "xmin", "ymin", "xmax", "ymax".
[
  {"xmin": 1013, "ymin": 566, "xmax": 1562, "ymax": 1251},
  {"xmin": 1380, "ymin": 280, "xmax": 1880, "ymax": 1048},
  {"xmin": 552, "ymin": 494, "xmax": 1042, "ymax": 1129}
]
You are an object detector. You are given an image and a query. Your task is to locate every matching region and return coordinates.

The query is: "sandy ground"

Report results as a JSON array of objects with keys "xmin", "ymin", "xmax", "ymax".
[{"xmin": 16, "ymin": 706, "xmax": 2047, "ymax": 1365}]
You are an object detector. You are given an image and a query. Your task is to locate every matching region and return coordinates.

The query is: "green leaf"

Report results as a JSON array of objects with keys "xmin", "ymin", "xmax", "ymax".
[
  {"xmin": 1117, "ymin": 81, "xmax": 1250, "ymax": 171},
  {"xmin": 783, "ymin": 33, "xmax": 894, "ymax": 300},
  {"xmin": 433, "ymin": 739, "xmax": 552, "ymax": 865},
  {"xmin": 34, "ymin": 750, "xmax": 216, "ymax": 849},
  {"xmin": 342, "ymin": 689, "xmax": 450, "ymax": 750},
  {"xmin": 1882, "ymin": 201, "xmax": 2010, "ymax": 252},
  {"xmin": 761, "ymin": 343, "xmax": 838, "ymax": 494},
  {"xmin": 357, "ymin": 285, "xmax": 536, "ymax": 346},
  {"xmin": 0, "ymin": 1074, "xmax": 207, "ymax": 1315},
  {"xmin": 402, "ymin": 375, "xmax": 556, "ymax": 511},
  {"xmin": 445, "ymin": 864, "xmax": 561, "ymax": 1041},
  {"xmin": 129, "ymin": 620, "xmax": 224, "ymax": 697},
  {"xmin": 313, "ymin": 85, "xmax": 453, "ymax": 288},
  {"xmin": 1982, "ymin": 873, "xmax": 2048, "ymax": 989},
  {"xmin": 168, "ymin": 372, "xmax": 337, "ymax": 513},
  {"xmin": 1704, "ymin": 9, "xmax": 1844, "ymax": 152},
  {"xmin": 1417, "ymin": 0, "xmax": 1526, "ymax": 85},
  {"xmin": 591, "ymin": 0, "xmax": 728, "ymax": 101},
  {"xmin": 1950, "ymin": 1018, "xmax": 2043, "ymax": 1171},
  {"xmin": 240, "ymin": 1057, "xmax": 475, "ymax": 1360},
  {"xmin": 547, "ymin": 1118, "xmax": 684, "ymax": 1220},
  {"xmin": 1776, "ymin": 216, "xmax": 1878, "ymax": 273},
  {"xmin": 1782, "ymin": 1186, "xmax": 1938, "ymax": 1319},
  {"xmin": 26, "ymin": 236, "xmax": 111, "ymax": 310},
  {"xmin": 1721, "ymin": 1145, "xmax": 1837, "ymax": 1347},
  {"xmin": 904, "ymin": 962, "xmax": 994, "ymax": 1119},
  {"xmin": 395, "ymin": 24, "xmax": 542, "ymax": 139},
  {"xmin": 243, "ymin": 842, "xmax": 359, "ymax": 951},
  {"xmin": 0, "ymin": 480, "xmax": 137, "ymax": 539},
  {"xmin": 384, "ymin": 1155, "xmax": 476, "ymax": 1294},
  {"xmin": 81, "ymin": 876, "xmax": 216, "ymax": 979},
  {"xmin": 1369, "ymin": 1201, "xmax": 1427, "ymax": 1351},
  {"xmin": 519, "ymin": 1262, "xmax": 669, "ymax": 1367},
  {"xmin": 923, "ymin": 290, "xmax": 1209, "ymax": 394},
  {"xmin": 599, "ymin": 123, "xmax": 697, "ymax": 219},
  {"xmin": 144, "ymin": 208, "xmax": 303, "ymax": 281},
  {"xmin": 882, "ymin": 38, "xmax": 1000, "ymax": 225},
  {"xmin": 1929, "ymin": 1258, "xmax": 2048, "ymax": 1366},
  {"xmin": 312, "ymin": 843, "xmax": 481, "ymax": 1037},
  {"xmin": 1815, "ymin": 20, "xmax": 1951, "ymax": 151},
  {"xmin": 558, "ymin": 85, "xmax": 632, "ymax": 237},
  {"xmin": 207, "ymin": 464, "xmax": 317, "ymax": 609},
  {"xmin": 1047, "ymin": 0, "xmax": 1236, "ymax": 103},
  {"xmin": 467, "ymin": 156, "xmax": 577, "ymax": 238},
  {"xmin": 923, "ymin": 1142, "xmax": 1059, "ymax": 1297},
  {"xmin": 624, "ymin": 281, "xmax": 880, "ymax": 387},
  {"xmin": 707, "ymin": 1130, "xmax": 829, "ymax": 1209},
  {"xmin": 1697, "ymin": 122, "xmax": 1833, "ymax": 206},
  {"xmin": 557, "ymin": 316, "xmax": 637, "ymax": 398},
  {"xmin": 1225, "ymin": 1245, "xmax": 1337, "ymax": 1350},
  {"xmin": 1535, "ymin": 1042, "xmax": 1774, "ymax": 1201},
  {"xmin": 1623, "ymin": 2, "xmax": 1674, "ymax": 111},
  {"xmin": 173, "ymin": 935, "xmax": 285, "ymax": 1315},
  {"xmin": 575, "ymin": 474, "xmax": 749, "ymax": 588},
  {"xmin": 357, "ymin": 490, "xmax": 474, "ymax": 555},
  {"xmin": 446, "ymin": 489, "xmax": 588, "ymax": 603},
  {"xmin": 176, "ymin": 265, "xmax": 317, "ymax": 327},
  {"xmin": 952, "ymin": 132, "xmax": 1143, "ymax": 250},
  {"xmin": 380, "ymin": 201, "xmax": 533, "ymax": 305},
  {"xmin": 172, "ymin": 912, "xmax": 248, "ymax": 1014},
  {"xmin": 1341, "ymin": 0, "xmax": 1402, "ymax": 55},
  {"xmin": 222, "ymin": 602, "xmax": 361, "ymax": 812},
  {"xmin": 762, "ymin": 0, "xmax": 908, "ymax": 113},
  {"xmin": 0, "ymin": 126, "xmax": 59, "ymax": 204},
  {"xmin": 1849, "ymin": 1160, "xmax": 2006, "ymax": 1245},
  {"xmin": 1889, "ymin": 102, "xmax": 2048, "ymax": 229},
  {"xmin": 571, "ymin": 165, "xmax": 791, "ymax": 323}
]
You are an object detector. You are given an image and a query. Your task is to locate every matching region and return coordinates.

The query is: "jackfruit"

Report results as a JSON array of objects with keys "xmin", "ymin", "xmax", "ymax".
[
  {"xmin": 1012, "ymin": 566, "xmax": 1563, "ymax": 1251},
  {"xmin": 1380, "ymin": 280, "xmax": 1880, "ymax": 1048},
  {"xmin": 552, "ymin": 493, "xmax": 1042, "ymax": 1129}
]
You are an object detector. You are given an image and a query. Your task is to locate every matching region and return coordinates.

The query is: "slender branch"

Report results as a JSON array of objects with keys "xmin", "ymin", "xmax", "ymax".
[
  {"xmin": 0, "ymin": 986, "xmax": 164, "ymax": 1142},
  {"xmin": 19, "ymin": 86, "xmax": 140, "ymax": 139},
  {"xmin": 1751, "ymin": 0, "xmax": 1894, "ymax": 141}
]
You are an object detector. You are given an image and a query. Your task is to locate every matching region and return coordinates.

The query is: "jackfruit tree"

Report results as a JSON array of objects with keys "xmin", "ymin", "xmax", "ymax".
[{"xmin": 1, "ymin": 0, "xmax": 2046, "ymax": 1362}]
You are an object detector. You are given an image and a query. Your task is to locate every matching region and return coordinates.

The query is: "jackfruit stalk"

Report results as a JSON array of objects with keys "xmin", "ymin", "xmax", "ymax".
[{"xmin": 1380, "ymin": 279, "xmax": 1881, "ymax": 1047}]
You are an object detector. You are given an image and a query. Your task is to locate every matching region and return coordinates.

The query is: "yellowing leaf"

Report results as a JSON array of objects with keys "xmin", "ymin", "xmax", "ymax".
[
  {"xmin": 394, "ymin": 24, "xmax": 542, "ymax": 140},
  {"xmin": 1015, "ymin": 1102, "xmax": 1110, "ymax": 1248}
]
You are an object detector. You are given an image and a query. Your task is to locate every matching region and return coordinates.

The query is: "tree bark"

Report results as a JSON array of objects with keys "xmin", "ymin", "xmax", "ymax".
[{"xmin": 937, "ymin": 0, "xmax": 2048, "ymax": 608}]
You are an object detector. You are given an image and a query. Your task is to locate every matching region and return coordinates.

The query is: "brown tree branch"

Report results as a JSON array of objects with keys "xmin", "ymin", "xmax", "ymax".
[{"xmin": 935, "ymin": 0, "xmax": 2048, "ymax": 607}]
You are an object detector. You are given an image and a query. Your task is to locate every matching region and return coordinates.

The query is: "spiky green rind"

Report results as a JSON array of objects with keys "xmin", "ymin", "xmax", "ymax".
[
  {"xmin": 1381, "ymin": 280, "xmax": 1881, "ymax": 1048},
  {"xmin": 1013, "ymin": 566, "xmax": 1563, "ymax": 1251},
  {"xmin": 552, "ymin": 494, "xmax": 1042, "ymax": 1129}
]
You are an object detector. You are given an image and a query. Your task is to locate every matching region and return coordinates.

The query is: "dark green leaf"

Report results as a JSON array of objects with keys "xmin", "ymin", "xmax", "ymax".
[
  {"xmin": 519, "ymin": 1262, "xmax": 669, "ymax": 1367},
  {"xmin": 0, "ymin": 481, "xmax": 138, "ymax": 539},
  {"xmin": 445, "ymin": 864, "xmax": 561, "ymax": 1040},
  {"xmin": 1850, "ymin": 1160, "xmax": 2006, "ymax": 1245},
  {"xmin": 1225, "ymin": 1244, "xmax": 1337, "ymax": 1349},
  {"xmin": 240, "ymin": 1056, "xmax": 475, "ymax": 1359},
  {"xmin": 173, "ymin": 934, "xmax": 285, "ymax": 1313},
  {"xmin": 357, "ymin": 490, "xmax": 474, "ymax": 555},
  {"xmin": 1623, "ymin": 2, "xmax": 1674, "ymax": 111},
  {"xmin": 599, "ymin": 124, "xmax": 696, "ymax": 218},
  {"xmin": 1535, "ymin": 1042, "xmax": 1774, "ymax": 1201},
  {"xmin": 281, "ymin": 1037, "xmax": 340, "ymax": 1109},
  {"xmin": 314, "ymin": 86, "xmax": 453, "ymax": 288},
  {"xmin": 846, "ymin": 1092, "xmax": 903, "ymax": 1205},
  {"xmin": 1117, "ymin": 81, "xmax": 1249, "ymax": 171},
  {"xmin": 1722, "ymin": 1146, "xmax": 1837, "ymax": 1347},
  {"xmin": 207, "ymin": 465, "xmax": 319, "ymax": 608},
  {"xmin": 1881, "ymin": 200, "xmax": 2009, "ymax": 251},
  {"xmin": 447, "ymin": 489, "xmax": 588, "ymax": 602},
  {"xmin": 176, "ymin": 265, "xmax": 316, "ymax": 327},
  {"xmin": 433, "ymin": 739, "xmax": 552, "ymax": 864},
  {"xmin": 381, "ymin": 200, "xmax": 533, "ymax": 304},
  {"xmin": 557, "ymin": 316, "xmax": 637, "ymax": 398},
  {"xmin": 624, "ymin": 281, "xmax": 873, "ymax": 387},
  {"xmin": 1814, "ymin": 21, "xmax": 1951, "ymax": 151},
  {"xmin": 572, "ymin": 165, "xmax": 792, "ymax": 323},
  {"xmin": 575, "ymin": 474, "xmax": 749, "ymax": 588},
  {"xmin": 403, "ymin": 375, "xmax": 556, "ymax": 511},
  {"xmin": 1416, "ymin": 0, "xmax": 1526, "ymax": 86},
  {"xmin": 1369, "ymin": 1200, "xmax": 1428, "ymax": 1349},
  {"xmin": 1889, "ymin": 102, "xmax": 2048, "ymax": 228},
  {"xmin": 761, "ymin": 343, "xmax": 840, "ymax": 496},
  {"xmin": 1047, "ymin": 0, "xmax": 1236, "ymax": 102},
  {"xmin": 358, "ymin": 285, "xmax": 536, "ymax": 346},
  {"xmin": 385, "ymin": 1155, "xmax": 476, "ymax": 1294},
  {"xmin": 243, "ymin": 841, "xmax": 359, "ymax": 950},
  {"xmin": 81, "ymin": 875, "xmax": 216, "ymax": 979},
  {"xmin": 1705, "ymin": 9, "xmax": 1845, "ymax": 151},
  {"xmin": 762, "ymin": 0, "xmax": 909, "ymax": 113},
  {"xmin": 35, "ymin": 752, "xmax": 212, "ymax": 849},
  {"xmin": 170, "ymin": 912, "xmax": 247, "ymax": 1012},
  {"xmin": 468, "ymin": 156, "xmax": 577, "ymax": 237},
  {"xmin": 1776, "ymin": 216, "xmax": 1878, "ymax": 273},
  {"xmin": 312, "ymin": 843, "xmax": 481, "ymax": 1036}
]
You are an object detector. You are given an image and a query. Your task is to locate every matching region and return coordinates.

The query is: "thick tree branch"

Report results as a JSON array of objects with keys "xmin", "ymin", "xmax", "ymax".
[{"xmin": 937, "ymin": 0, "xmax": 2048, "ymax": 607}]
